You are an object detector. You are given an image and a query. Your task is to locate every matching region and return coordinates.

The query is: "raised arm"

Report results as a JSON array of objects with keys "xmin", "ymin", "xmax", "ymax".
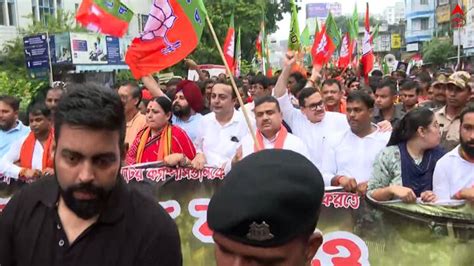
[
  {"xmin": 141, "ymin": 75, "xmax": 165, "ymax": 98},
  {"xmin": 273, "ymin": 52, "xmax": 296, "ymax": 98}
]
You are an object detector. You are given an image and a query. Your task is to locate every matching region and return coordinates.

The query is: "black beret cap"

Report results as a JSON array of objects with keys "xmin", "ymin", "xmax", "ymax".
[{"xmin": 207, "ymin": 149, "xmax": 325, "ymax": 247}]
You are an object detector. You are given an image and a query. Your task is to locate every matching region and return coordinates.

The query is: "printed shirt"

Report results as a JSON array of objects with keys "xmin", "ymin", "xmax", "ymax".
[
  {"xmin": 367, "ymin": 145, "xmax": 422, "ymax": 195},
  {"xmin": 433, "ymin": 145, "xmax": 474, "ymax": 200}
]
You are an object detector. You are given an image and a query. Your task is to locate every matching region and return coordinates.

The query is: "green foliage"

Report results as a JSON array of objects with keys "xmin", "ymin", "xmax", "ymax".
[
  {"xmin": 422, "ymin": 38, "xmax": 457, "ymax": 66},
  {"xmin": 0, "ymin": 11, "xmax": 83, "ymax": 109},
  {"xmin": 189, "ymin": 0, "xmax": 290, "ymax": 69}
]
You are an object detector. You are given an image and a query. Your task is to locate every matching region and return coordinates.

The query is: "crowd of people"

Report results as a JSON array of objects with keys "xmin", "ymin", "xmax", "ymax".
[{"xmin": 0, "ymin": 52, "xmax": 474, "ymax": 263}]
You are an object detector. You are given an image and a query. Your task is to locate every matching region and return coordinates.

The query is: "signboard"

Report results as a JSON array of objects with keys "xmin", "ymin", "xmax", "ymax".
[
  {"xmin": 53, "ymin": 32, "xmax": 72, "ymax": 64},
  {"xmin": 2, "ymin": 163, "xmax": 474, "ymax": 265},
  {"xmin": 436, "ymin": 5, "xmax": 451, "ymax": 23},
  {"xmin": 306, "ymin": 3, "xmax": 330, "ymax": 18},
  {"xmin": 106, "ymin": 36, "xmax": 121, "ymax": 64},
  {"xmin": 406, "ymin": 42, "xmax": 419, "ymax": 52},
  {"xmin": 188, "ymin": 64, "xmax": 226, "ymax": 81},
  {"xmin": 391, "ymin": 34, "xmax": 401, "ymax": 49},
  {"xmin": 373, "ymin": 34, "xmax": 391, "ymax": 52},
  {"xmin": 23, "ymin": 34, "xmax": 50, "ymax": 69},
  {"xmin": 70, "ymin": 32, "xmax": 108, "ymax": 64}
]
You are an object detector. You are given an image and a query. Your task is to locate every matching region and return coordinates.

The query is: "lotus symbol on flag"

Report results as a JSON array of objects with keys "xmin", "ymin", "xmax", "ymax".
[
  {"xmin": 340, "ymin": 37, "xmax": 348, "ymax": 57},
  {"xmin": 141, "ymin": 0, "xmax": 181, "ymax": 55},
  {"xmin": 362, "ymin": 30, "xmax": 371, "ymax": 55},
  {"xmin": 316, "ymin": 34, "xmax": 328, "ymax": 55}
]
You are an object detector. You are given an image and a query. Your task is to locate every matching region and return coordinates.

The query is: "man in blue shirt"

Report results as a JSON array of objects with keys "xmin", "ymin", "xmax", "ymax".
[
  {"xmin": 171, "ymin": 80, "xmax": 204, "ymax": 143},
  {"xmin": 0, "ymin": 95, "xmax": 30, "ymax": 157}
]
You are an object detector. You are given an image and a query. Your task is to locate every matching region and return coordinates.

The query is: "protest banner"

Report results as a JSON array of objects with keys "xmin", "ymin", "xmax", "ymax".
[{"xmin": 1, "ymin": 163, "xmax": 474, "ymax": 265}]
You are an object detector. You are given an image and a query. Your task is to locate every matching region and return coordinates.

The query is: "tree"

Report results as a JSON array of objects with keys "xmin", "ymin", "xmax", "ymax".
[
  {"xmin": 422, "ymin": 38, "xmax": 457, "ymax": 66},
  {"xmin": 189, "ymin": 0, "xmax": 290, "ymax": 66},
  {"xmin": 0, "ymin": 11, "xmax": 84, "ymax": 109}
]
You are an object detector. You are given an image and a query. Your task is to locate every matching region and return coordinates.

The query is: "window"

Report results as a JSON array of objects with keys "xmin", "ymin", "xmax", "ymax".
[
  {"xmin": 33, "ymin": 0, "xmax": 55, "ymax": 25},
  {"xmin": 138, "ymin": 14, "xmax": 149, "ymax": 32},
  {"xmin": 438, "ymin": 0, "xmax": 449, "ymax": 5},
  {"xmin": 0, "ymin": 0, "xmax": 5, "ymax": 25},
  {"xmin": 420, "ymin": 18, "xmax": 429, "ymax": 30},
  {"xmin": 7, "ymin": 0, "xmax": 15, "ymax": 26},
  {"xmin": 420, "ymin": 0, "xmax": 428, "ymax": 5}
]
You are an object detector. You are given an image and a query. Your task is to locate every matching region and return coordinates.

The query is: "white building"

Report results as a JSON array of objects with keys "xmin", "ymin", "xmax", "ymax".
[
  {"xmin": 0, "ymin": 0, "xmax": 153, "ymax": 48},
  {"xmin": 383, "ymin": 1, "xmax": 405, "ymax": 25}
]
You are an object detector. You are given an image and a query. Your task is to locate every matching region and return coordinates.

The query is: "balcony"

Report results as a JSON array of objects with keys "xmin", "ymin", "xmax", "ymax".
[{"xmin": 405, "ymin": 29, "xmax": 434, "ymax": 43}]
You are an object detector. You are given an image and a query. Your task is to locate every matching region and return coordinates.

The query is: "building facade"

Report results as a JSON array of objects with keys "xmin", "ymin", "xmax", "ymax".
[
  {"xmin": 384, "ymin": 1, "xmax": 406, "ymax": 25},
  {"xmin": 0, "ymin": 0, "xmax": 153, "ymax": 48},
  {"xmin": 405, "ymin": 0, "xmax": 436, "ymax": 51}
]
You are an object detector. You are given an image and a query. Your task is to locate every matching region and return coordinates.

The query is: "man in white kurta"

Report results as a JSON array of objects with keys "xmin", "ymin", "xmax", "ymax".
[
  {"xmin": 433, "ymin": 106, "xmax": 474, "ymax": 201},
  {"xmin": 237, "ymin": 96, "xmax": 310, "ymax": 161},
  {"xmin": 321, "ymin": 91, "xmax": 391, "ymax": 193}
]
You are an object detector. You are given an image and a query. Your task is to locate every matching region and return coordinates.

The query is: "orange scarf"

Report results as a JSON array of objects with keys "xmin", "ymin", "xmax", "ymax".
[
  {"xmin": 136, "ymin": 124, "xmax": 172, "ymax": 163},
  {"xmin": 19, "ymin": 130, "xmax": 54, "ymax": 170},
  {"xmin": 254, "ymin": 126, "xmax": 288, "ymax": 152}
]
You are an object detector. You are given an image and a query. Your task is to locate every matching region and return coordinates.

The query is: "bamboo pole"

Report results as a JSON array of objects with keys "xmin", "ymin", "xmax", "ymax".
[{"xmin": 205, "ymin": 14, "xmax": 260, "ymax": 150}]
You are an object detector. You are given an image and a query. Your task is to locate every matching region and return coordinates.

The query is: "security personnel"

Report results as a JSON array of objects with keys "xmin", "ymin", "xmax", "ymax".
[{"xmin": 207, "ymin": 149, "xmax": 325, "ymax": 266}]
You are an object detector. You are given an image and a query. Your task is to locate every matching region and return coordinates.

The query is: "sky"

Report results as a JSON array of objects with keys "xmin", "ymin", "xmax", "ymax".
[{"xmin": 273, "ymin": 0, "xmax": 398, "ymax": 40}]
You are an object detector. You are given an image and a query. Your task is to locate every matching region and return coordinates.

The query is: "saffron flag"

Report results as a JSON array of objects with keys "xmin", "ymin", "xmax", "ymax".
[
  {"xmin": 361, "ymin": 3, "xmax": 374, "ymax": 79},
  {"xmin": 125, "ymin": 0, "xmax": 207, "ymax": 79},
  {"xmin": 338, "ymin": 32, "xmax": 353, "ymax": 69},
  {"xmin": 256, "ymin": 22, "xmax": 263, "ymax": 60},
  {"xmin": 235, "ymin": 27, "xmax": 241, "ymax": 77},
  {"xmin": 223, "ymin": 14, "xmax": 235, "ymax": 74},
  {"xmin": 311, "ymin": 24, "xmax": 336, "ymax": 67},
  {"xmin": 288, "ymin": 0, "xmax": 301, "ymax": 51},
  {"xmin": 76, "ymin": 0, "xmax": 134, "ymax": 38}
]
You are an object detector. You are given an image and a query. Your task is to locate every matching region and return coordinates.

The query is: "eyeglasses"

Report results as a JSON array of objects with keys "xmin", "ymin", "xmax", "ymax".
[{"xmin": 305, "ymin": 101, "xmax": 324, "ymax": 111}]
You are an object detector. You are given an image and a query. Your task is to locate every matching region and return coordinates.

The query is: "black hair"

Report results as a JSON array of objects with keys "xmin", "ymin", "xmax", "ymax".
[
  {"xmin": 387, "ymin": 107, "xmax": 434, "ymax": 146},
  {"xmin": 322, "ymin": 79, "xmax": 342, "ymax": 91},
  {"xmin": 371, "ymin": 70, "xmax": 383, "ymax": 77},
  {"xmin": 460, "ymin": 103, "xmax": 474, "ymax": 124},
  {"xmin": 368, "ymin": 76, "xmax": 382, "ymax": 92},
  {"xmin": 347, "ymin": 90, "xmax": 374, "ymax": 109},
  {"xmin": 0, "ymin": 95, "xmax": 20, "ymax": 111},
  {"xmin": 376, "ymin": 80, "xmax": 398, "ymax": 95},
  {"xmin": 29, "ymin": 102, "xmax": 51, "ymax": 118},
  {"xmin": 152, "ymin": 96, "xmax": 172, "ymax": 114},
  {"xmin": 254, "ymin": 95, "xmax": 281, "ymax": 112},
  {"xmin": 298, "ymin": 87, "xmax": 319, "ymax": 108},
  {"xmin": 120, "ymin": 82, "xmax": 141, "ymax": 108},
  {"xmin": 289, "ymin": 72, "xmax": 304, "ymax": 83},
  {"xmin": 268, "ymin": 76, "xmax": 278, "ymax": 86},
  {"xmin": 251, "ymin": 75, "xmax": 269, "ymax": 89},
  {"xmin": 346, "ymin": 77, "xmax": 359, "ymax": 88},
  {"xmin": 166, "ymin": 78, "xmax": 182, "ymax": 87},
  {"xmin": 213, "ymin": 82, "xmax": 237, "ymax": 99},
  {"xmin": 416, "ymin": 71, "xmax": 432, "ymax": 84},
  {"xmin": 400, "ymin": 80, "xmax": 420, "ymax": 94},
  {"xmin": 54, "ymin": 83, "xmax": 125, "ymax": 153}
]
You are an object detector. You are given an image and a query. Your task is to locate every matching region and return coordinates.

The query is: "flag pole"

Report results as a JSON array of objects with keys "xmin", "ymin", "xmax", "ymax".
[{"xmin": 205, "ymin": 14, "xmax": 260, "ymax": 149}]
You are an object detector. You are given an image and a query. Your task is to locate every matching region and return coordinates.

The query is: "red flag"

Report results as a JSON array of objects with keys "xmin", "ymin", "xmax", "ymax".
[
  {"xmin": 125, "ymin": 0, "xmax": 207, "ymax": 79},
  {"xmin": 361, "ymin": 3, "xmax": 374, "ymax": 80},
  {"xmin": 256, "ymin": 23, "xmax": 263, "ymax": 59},
  {"xmin": 311, "ymin": 25, "xmax": 336, "ymax": 67},
  {"xmin": 76, "ymin": 0, "xmax": 133, "ymax": 38},
  {"xmin": 223, "ymin": 14, "xmax": 235, "ymax": 75},
  {"xmin": 337, "ymin": 32, "xmax": 353, "ymax": 69}
]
